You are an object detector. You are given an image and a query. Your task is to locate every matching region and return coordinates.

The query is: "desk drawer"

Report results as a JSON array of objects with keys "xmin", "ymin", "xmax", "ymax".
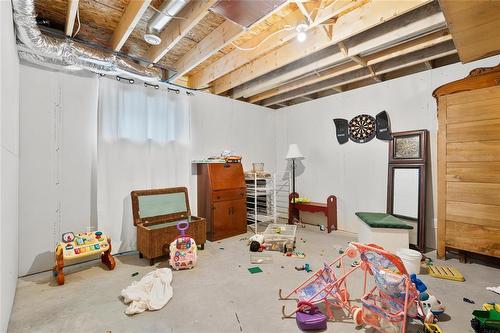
[{"xmin": 212, "ymin": 189, "xmax": 245, "ymax": 202}]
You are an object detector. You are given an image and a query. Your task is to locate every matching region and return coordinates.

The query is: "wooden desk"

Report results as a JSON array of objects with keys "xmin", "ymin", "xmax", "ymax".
[{"xmin": 288, "ymin": 192, "xmax": 337, "ymax": 233}]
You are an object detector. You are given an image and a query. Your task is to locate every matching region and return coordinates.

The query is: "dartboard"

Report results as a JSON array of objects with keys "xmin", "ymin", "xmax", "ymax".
[{"xmin": 348, "ymin": 114, "xmax": 376, "ymax": 143}]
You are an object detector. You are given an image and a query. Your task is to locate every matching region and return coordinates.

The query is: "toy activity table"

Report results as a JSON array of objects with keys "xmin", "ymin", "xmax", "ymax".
[{"xmin": 53, "ymin": 231, "xmax": 115, "ymax": 285}]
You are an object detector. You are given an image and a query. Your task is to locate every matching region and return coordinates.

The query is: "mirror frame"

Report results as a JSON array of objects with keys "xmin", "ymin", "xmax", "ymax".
[{"xmin": 387, "ymin": 130, "xmax": 429, "ymax": 252}]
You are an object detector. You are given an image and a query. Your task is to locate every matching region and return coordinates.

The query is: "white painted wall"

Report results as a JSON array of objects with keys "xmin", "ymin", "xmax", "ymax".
[
  {"xmin": 18, "ymin": 65, "xmax": 275, "ymax": 275},
  {"xmin": 18, "ymin": 65, "xmax": 98, "ymax": 276},
  {"xmin": 0, "ymin": 1, "xmax": 20, "ymax": 332},
  {"xmin": 275, "ymin": 56, "xmax": 500, "ymax": 248},
  {"xmin": 189, "ymin": 92, "xmax": 276, "ymax": 213}
]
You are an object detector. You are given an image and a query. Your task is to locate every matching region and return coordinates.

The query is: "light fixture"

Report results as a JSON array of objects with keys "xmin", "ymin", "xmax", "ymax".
[
  {"xmin": 286, "ymin": 144, "xmax": 305, "ymax": 203},
  {"xmin": 144, "ymin": 28, "xmax": 162, "ymax": 45},
  {"xmin": 296, "ymin": 24, "xmax": 308, "ymax": 42}
]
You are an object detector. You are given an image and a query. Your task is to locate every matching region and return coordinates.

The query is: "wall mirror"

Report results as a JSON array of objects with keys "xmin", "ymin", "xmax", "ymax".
[{"xmin": 387, "ymin": 130, "xmax": 428, "ymax": 251}]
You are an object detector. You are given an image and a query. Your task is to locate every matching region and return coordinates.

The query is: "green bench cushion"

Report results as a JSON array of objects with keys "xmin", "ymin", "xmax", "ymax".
[{"xmin": 355, "ymin": 212, "xmax": 413, "ymax": 230}]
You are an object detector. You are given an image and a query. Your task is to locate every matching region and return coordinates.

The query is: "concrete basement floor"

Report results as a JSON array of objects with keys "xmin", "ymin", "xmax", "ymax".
[{"xmin": 8, "ymin": 226, "xmax": 500, "ymax": 333}]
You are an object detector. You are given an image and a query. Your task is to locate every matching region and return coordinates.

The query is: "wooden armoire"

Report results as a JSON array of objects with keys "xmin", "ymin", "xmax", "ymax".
[
  {"xmin": 197, "ymin": 162, "xmax": 247, "ymax": 241},
  {"xmin": 433, "ymin": 64, "xmax": 500, "ymax": 260}
]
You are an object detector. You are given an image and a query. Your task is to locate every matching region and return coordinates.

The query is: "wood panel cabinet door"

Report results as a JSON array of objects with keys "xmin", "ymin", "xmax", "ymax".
[
  {"xmin": 231, "ymin": 199, "xmax": 248, "ymax": 234},
  {"xmin": 212, "ymin": 200, "xmax": 234, "ymax": 239}
]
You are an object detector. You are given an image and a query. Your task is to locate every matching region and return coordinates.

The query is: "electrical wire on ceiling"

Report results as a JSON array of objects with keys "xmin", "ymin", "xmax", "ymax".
[{"xmin": 230, "ymin": 25, "xmax": 296, "ymax": 51}]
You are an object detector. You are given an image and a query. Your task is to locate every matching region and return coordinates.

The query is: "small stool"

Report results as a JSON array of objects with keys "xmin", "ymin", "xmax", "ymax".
[{"xmin": 355, "ymin": 212, "xmax": 413, "ymax": 252}]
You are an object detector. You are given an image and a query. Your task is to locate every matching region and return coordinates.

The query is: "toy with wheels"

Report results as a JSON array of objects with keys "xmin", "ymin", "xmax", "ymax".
[
  {"xmin": 471, "ymin": 303, "xmax": 500, "ymax": 333},
  {"xmin": 53, "ymin": 231, "xmax": 115, "ymax": 285},
  {"xmin": 169, "ymin": 221, "xmax": 197, "ymax": 270},
  {"xmin": 423, "ymin": 323, "xmax": 443, "ymax": 333}
]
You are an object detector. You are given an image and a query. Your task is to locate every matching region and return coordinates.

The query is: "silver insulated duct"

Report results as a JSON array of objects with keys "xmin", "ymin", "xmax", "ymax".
[
  {"xmin": 12, "ymin": 0, "xmax": 163, "ymax": 82},
  {"xmin": 145, "ymin": 0, "xmax": 189, "ymax": 45}
]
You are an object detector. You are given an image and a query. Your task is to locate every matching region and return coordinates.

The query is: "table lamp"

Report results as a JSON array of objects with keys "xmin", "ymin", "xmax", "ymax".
[{"xmin": 286, "ymin": 144, "xmax": 304, "ymax": 203}]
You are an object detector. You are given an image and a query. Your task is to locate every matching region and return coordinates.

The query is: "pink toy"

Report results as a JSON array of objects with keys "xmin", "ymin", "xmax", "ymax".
[
  {"xmin": 279, "ymin": 246, "xmax": 360, "ymax": 320},
  {"xmin": 169, "ymin": 221, "xmax": 197, "ymax": 270},
  {"xmin": 350, "ymin": 242, "xmax": 424, "ymax": 333}
]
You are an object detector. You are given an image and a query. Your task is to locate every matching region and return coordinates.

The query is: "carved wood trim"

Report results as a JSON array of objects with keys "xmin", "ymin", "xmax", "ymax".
[{"xmin": 433, "ymin": 63, "xmax": 500, "ymax": 100}]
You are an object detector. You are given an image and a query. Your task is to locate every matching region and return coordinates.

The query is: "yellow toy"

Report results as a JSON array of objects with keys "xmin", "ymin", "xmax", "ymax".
[
  {"xmin": 53, "ymin": 231, "xmax": 115, "ymax": 285},
  {"xmin": 427, "ymin": 265, "xmax": 464, "ymax": 282}
]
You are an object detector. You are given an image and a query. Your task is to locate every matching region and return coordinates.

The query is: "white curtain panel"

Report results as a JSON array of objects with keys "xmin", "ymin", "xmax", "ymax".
[{"xmin": 97, "ymin": 78, "xmax": 191, "ymax": 253}]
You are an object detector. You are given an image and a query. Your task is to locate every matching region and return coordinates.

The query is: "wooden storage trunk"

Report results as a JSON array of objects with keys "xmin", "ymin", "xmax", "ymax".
[
  {"xmin": 433, "ymin": 64, "xmax": 500, "ymax": 260},
  {"xmin": 131, "ymin": 187, "xmax": 206, "ymax": 265}
]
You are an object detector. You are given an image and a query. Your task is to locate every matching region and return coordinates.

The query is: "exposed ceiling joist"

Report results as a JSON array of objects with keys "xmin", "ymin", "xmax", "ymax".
[
  {"xmin": 110, "ymin": 0, "xmax": 152, "ymax": 51},
  {"xmin": 145, "ymin": 0, "xmax": 217, "ymax": 63},
  {"xmin": 65, "ymin": 0, "xmax": 79, "ymax": 36},
  {"xmin": 214, "ymin": 0, "xmax": 432, "ymax": 96},
  {"xmin": 259, "ymin": 40, "xmax": 457, "ymax": 106},
  {"xmin": 438, "ymin": 0, "xmax": 500, "ymax": 63},
  {"xmin": 172, "ymin": 1, "xmax": 290, "ymax": 82},
  {"xmin": 171, "ymin": 19, "xmax": 243, "ymax": 81},
  {"xmin": 187, "ymin": 0, "xmax": 360, "ymax": 89},
  {"xmin": 243, "ymin": 4, "xmax": 447, "ymax": 102}
]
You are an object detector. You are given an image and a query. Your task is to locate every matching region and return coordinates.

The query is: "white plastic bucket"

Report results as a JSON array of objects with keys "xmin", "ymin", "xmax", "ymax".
[{"xmin": 396, "ymin": 248, "xmax": 422, "ymax": 275}]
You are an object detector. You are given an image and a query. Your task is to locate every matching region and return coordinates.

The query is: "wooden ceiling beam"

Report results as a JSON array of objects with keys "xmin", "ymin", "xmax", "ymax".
[
  {"xmin": 188, "ymin": 0, "xmax": 359, "ymax": 89},
  {"xmin": 239, "ymin": 2, "xmax": 445, "ymax": 100},
  {"xmin": 145, "ymin": 0, "xmax": 217, "ymax": 63},
  {"xmin": 246, "ymin": 22, "xmax": 450, "ymax": 104},
  {"xmin": 171, "ymin": 20, "xmax": 243, "ymax": 81},
  {"xmin": 110, "ymin": 0, "xmax": 152, "ymax": 51},
  {"xmin": 65, "ymin": 0, "xmax": 79, "ymax": 36},
  {"xmin": 213, "ymin": 0, "xmax": 432, "ymax": 96},
  {"xmin": 438, "ymin": 0, "xmax": 500, "ymax": 63},
  {"xmin": 259, "ymin": 40, "xmax": 457, "ymax": 106},
  {"xmin": 171, "ymin": 1, "xmax": 289, "ymax": 82}
]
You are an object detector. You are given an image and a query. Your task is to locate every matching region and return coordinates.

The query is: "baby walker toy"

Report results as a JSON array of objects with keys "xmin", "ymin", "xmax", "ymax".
[{"xmin": 169, "ymin": 220, "xmax": 197, "ymax": 270}]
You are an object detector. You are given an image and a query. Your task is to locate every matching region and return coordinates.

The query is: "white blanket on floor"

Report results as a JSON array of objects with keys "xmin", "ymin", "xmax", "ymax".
[{"xmin": 121, "ymin": 268, "xmax": 173, "ymax": 315}]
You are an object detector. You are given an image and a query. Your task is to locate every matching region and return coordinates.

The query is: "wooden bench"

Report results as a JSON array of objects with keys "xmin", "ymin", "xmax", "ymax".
[{"xmin": 288, "ymin": 192, "xmax": 337, "ymax": 233}]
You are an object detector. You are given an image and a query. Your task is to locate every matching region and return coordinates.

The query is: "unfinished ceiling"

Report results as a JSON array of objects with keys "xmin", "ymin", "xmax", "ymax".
[{"xmin": 30, "ymin": 0, "xmax": 486, "ymax": 109}]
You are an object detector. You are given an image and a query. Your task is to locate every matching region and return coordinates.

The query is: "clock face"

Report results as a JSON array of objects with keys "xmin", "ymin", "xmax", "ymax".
[
  {"xmin": 394, "ymin": 135, "xmax": 421, "ymax": 159},
  {"xmin": 348, "ymin": 114, "xmax": 376, "ymax": 143}
]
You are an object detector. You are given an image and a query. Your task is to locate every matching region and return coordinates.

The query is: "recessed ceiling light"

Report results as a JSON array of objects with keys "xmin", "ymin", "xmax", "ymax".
[{"xmin": 144, "ymin": 32, "xmax": 161, "ymax": 45}]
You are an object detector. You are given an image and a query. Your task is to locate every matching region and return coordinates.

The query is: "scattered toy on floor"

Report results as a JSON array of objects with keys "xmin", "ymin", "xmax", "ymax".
[
  {"xmin": 428, "ymin": 265, "xmax": 465, "ymax": 282},
  {"xmin": 169, "ymin": 221, "xmax": 198, "ymax": 271},
  {"xmin": 248, "ymin": 266, "xmax": 263, "ymax": 274},
  {"xmin": 304, "ymin": 263, "xmax": 312, "ymax": 272},
  {"xmin": 295, "ymin": 301, "xmax": 328, "ymax": 331},
  {"xmin": 351, "ymin": 260, "xmax": 358, "ymax": 267},
  {"xmin": 421, "ymin": 323, "xmax": 443, "ymax": 333},
  {"xmin": 319, "ymin": 225, "xmax": 325, "ymax": 231},
  {"xmin": 131, "ymin": 272, "xmax": 139, "ymax": 277},
  {"xmin": 411, "ymin": 274, "xmax": 428, "ymax": 293},
  {"xmin": 470, "ymin": 303, "xmax": 500, "ymax": 333},
  {"xmin": 295, "ymin": 266, "xmax": 305, "ymax": 271},
  {"xmin": 464, "ymin": 297, "xmax": 476, "ymax": 304},
  {"xmin": 219, "ymin": 247, "xmax": 225, "ymax": 250},
  {"xmin": 249, "ymin": 241, "xmax": 261, "ymax": 252},
  {"xmin": 421, "ymin": 293, "xmax": 446, "ymax": 315}
]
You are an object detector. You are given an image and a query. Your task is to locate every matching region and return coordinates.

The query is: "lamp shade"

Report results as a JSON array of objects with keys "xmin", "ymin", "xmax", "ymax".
[{"xmin": 285, "ymin": 144, "xmax": 304, "ymax": 160}]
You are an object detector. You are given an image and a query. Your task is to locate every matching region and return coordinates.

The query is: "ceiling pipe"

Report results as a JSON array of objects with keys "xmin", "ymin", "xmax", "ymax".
[
  {"xmin": 12, "ymin": 0, "xmax": 164, "ymax": 82},
  {"xmin": 144, "ymin": 0, "xmax": 190, "ymax": 45}
]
